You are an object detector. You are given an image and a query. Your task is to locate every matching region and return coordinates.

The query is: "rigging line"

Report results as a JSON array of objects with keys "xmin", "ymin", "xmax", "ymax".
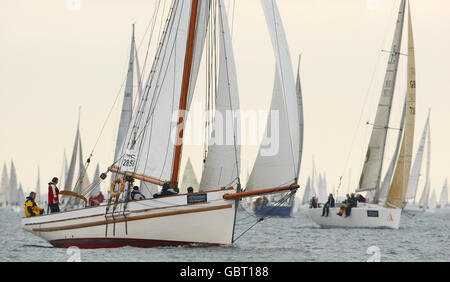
[
  {"xmin": 233, "ymin": 190, "xmax": 295, "ymax": 243},
  {"xmin": 269, "ymin": 0, "xmax": 297, "ymax": 177}
]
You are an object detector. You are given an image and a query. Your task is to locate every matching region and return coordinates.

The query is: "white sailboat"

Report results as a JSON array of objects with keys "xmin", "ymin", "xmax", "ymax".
[
  {"xmin": 7, "ymin": 160, "xmax": 19, "ymax": 208},
  {"xmin": 22, "ymin": 0, "xmax": 298, "ymax": 248},
  {"xmin": 403, "ymin": 113, "xmax": 430, "ymax": 213},
  {"xmin": 437, "ymin": 179, "xmax": 448, "ymax": 209},
  {"xmin": 309, "ymin": 0, "xmax": 415, "ymax": 229},
  {"xmin": 246, "ymin": 0, "xmax": 302, "ymax": 218}
]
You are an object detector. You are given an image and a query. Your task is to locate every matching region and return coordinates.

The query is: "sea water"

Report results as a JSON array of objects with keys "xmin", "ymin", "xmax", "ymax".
[{"xmin": 0, "ymin": 207, "xmax": 448, "ymax": 262}]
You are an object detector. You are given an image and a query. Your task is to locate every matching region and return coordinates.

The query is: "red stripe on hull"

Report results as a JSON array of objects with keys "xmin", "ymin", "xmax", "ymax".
[{"xmin": 49, "ymin": 238, "xmax": 223, "ymax": 249}]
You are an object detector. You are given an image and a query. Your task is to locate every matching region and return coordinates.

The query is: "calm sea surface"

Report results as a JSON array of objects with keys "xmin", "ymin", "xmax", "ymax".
[{"xmin": 1, "ymin": 207, "xmax": 448, "ymax": 262}]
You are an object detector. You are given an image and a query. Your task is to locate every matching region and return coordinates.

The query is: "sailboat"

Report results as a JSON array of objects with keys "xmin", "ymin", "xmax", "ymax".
[
  {"xmin": 403, "ymin": 113, "xmax": 430, "ymax": 213},
  {"xmin": 22, "ymin": 0, "xmax": 298, "ymax": 248},
  {"xmin": 437, "ymin": 179, "xmax": 448, "ymax": 209},
  {"xmin": 0, "ymin": 163, "xmax": 8, "ymax": 208},
  {"xmin": 246, "ymin": 4, "xmax": 303, "ymax": 218},
  {"xmin": 309, "ymin": 0, "xmax": 415, "ymax": 229}
]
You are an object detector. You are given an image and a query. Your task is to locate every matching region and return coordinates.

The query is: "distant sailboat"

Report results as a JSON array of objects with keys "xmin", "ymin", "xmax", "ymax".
[
  {"xmin": 403, "ymin": 113, "xmax": 430, "ymax": 213},
  {"xmin": 0, "ymin": 163, "xmax": 8, "ymax": 207},
  {"xmin": 23, "ymin": 0, "xmax": 298, "ymax": 248},
  {"xmin": 438, "ymin": 179, "xmax": 448, "ymax": 209},
  {"xmin": 182, "ymin": 157, "xmax": 199, "ymax": 193},
  {"xmin": 8, "ymin": 160, "xmax": 18, "ymax": 207},
  {"xmin": 309, "ymin": 0, "xmax": 414, "ymax": 229}
]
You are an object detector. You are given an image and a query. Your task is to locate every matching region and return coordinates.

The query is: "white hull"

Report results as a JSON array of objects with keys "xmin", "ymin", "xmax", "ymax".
[
  {"xmin": 308, "ymin": 203, "xmax": 401, "ymax": 229},
  {"xmin": 22, "ymin": 190, "xmax": 236, "ymax": 248},
  {"xmin": 403, "ymin": 203, "xmax": 425, "ymax": 214}
]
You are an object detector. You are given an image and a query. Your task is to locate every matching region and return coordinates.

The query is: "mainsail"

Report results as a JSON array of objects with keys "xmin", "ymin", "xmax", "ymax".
[
  {"xmin": 385, "ymin": 4, "xmax": 416, "ymax": 209},
  {"xmin": 199, "ymin": 0, "xmax": 240, "ymax": 191},
  {"xmin": 113, "ymin": 24, "xmax": 135, "ymax": 166},
  {"xmin": 418, "ymin": 117, "xmax": 431, "ymax": 210},
  {"xmin": 358, "ymin": 0, "xmax": 406, "ymax": 196},
  {"xmin": 247, "ymin": 0, "xmax": 300, "ymax": 191},
  {"xmin": 115, "ymin": 0, "xmax": 210, "ymax": 185}
]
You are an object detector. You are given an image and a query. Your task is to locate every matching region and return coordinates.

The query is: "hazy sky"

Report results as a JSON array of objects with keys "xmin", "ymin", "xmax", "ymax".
[{"xmin": 1, "ymin": 0, "xmax": 449, "ymax": 201}]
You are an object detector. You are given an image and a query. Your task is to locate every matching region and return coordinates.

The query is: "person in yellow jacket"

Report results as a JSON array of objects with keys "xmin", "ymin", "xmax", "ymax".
[{"xmin": 24, "ymin": 192, "xmax": 44, "ymax": 217}]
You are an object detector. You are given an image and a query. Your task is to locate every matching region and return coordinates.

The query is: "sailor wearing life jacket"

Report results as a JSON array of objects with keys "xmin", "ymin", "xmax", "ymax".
[
  {"xmin": 24, "ymin": 192, "xmax": 44, "ymax": 217},
  {"xmin": 48, "ymin": 177, "xmax": 60, "ymax": 213}
]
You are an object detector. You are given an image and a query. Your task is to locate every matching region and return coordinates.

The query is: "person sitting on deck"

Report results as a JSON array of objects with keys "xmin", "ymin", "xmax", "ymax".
[
  {"xmin": 310, "ymin": 196, "xmax": 318, "ymax": 208},
  {"xmin": 345, "ymin": 193, "xmax": 358, "ymax": 217},
  {"xmin": 153, "ymin": 182, "xmax": 178, "ymax": 198},
  {"xmin": 321, "ymin": 193, "xmax": 335, "ymax": 217},
  {"xmin": 24, "ymin": 192, "xmax": 44, "ymax": 217},
  {"xmin": 131, "ymin": 186, "xmax": 146, "ymax": 201}
]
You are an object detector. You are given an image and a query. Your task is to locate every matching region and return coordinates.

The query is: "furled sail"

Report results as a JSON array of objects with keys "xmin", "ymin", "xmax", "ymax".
[
  {"xmin": 358, "ymin": 0, "xmax": 406, "ymax": 195},
  {"xmin": 439, "ymin": 179, "xmax": 448, "ymax": 207},
  {"xmin": 247, "ymin": 0, "xmax": 299, "ymax": 191},
  {"xmin": 117, "ymin": 0, "xmax": 210, "ymax": 183},
  {"xmin": 405, "ymin": 113, "xmax": 429, "ymax": 200},
  {"xmin": 199, "ymin": 0, "xmax": 240, "ymax": 191}
]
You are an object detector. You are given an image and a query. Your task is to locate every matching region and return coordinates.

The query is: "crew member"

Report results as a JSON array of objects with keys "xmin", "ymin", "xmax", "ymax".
[
  {"xmin": 48, "ymin": 177, "xmax": 60, "ymax": 213},
  {"xmin": 24, "ymin": 192, "xmax": 44, "ymax": 217}
]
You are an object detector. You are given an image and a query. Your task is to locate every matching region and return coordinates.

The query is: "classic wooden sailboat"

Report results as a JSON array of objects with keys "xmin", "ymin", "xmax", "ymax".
[
  {"xmin": 22, "ymin": 0, "xmax": 298, "ymax": 248},
  {"xmin": 309, "ymin": 0, "xmax": 416, "ymax": 229}
]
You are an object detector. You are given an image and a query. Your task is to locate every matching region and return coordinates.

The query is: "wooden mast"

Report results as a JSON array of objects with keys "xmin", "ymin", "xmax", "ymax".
[{"xmin": 170, "ymin": 0, "xmax": 200, "ymax": 188}]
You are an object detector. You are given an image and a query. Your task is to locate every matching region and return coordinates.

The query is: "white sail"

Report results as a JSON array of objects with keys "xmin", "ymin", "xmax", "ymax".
[
  {"xmin": 0, "ymin": 163, "xmax": 8, "ymax": 206},
  {"xmin": 182, "ymin": 157, "xmax": 199, "ymax": 193},
  {"xmin": 89, "ymin": 163, "xmax": 101, "ymax": 198},
  {"xmin": 199, "ymin": 0, "xmax": 240, "ymax": 191},
  {"xmin": 317, "ymin": 172, "xmax": 327, "ymax": 203},
  {"xmin": 378, "ymin": 96, "xmax": 407, "ymax": 203},
  {"xmin": 358, "ymin": 0, "xmax": 406, "ymax": 195},
  {"xmin": 7, "ymin": 161, "xmax": 18, "ymax": 205},
  {"xmin": 296, "ymin": 55, "xmax": 304, "ymax": 177},
  {"xmin": 439, "ymin": 179, "xmax": 448, "ymax": 207},
  {"xmin": 301, "ymin": 177, "xmax": 312, "ymax": 205},
  {"xmin": 119, "ymin": 0, "xmax": 210, "ymax": 182},
  {"xmin": 64, "ymin": 125, "xmax": 80, "ymax": 190},
  {"xmin": 17, "ymin": 184, "xmax": 25, "ymax": 208},
  {"xmin": 418, "ymin": 117, "xmax": 431, "ymax": 210},
  {"xmin": 405, "ymin": 113, "xmax": 429, "ymax": 200},
  {"xmin": 429, "ymin": 189, "xmax": 437, "ymax": 210},
  {"xmin": 113, "ymin": 24, "xmax": 135, "ymax": 165}
]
